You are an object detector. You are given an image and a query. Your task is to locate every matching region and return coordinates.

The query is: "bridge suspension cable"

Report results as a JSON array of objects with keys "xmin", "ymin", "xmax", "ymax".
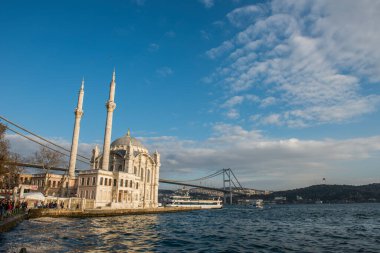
[
  {"xmin": 174, "ymin": 169, "xmax": 224, "ymax": 182},
  {"xmin": 0, "ymin": 115, "xmax": 91, "ymax": 161},
  {"xmin": 5, "ymin": 126, "xmax": 90, "ymax": 165}
]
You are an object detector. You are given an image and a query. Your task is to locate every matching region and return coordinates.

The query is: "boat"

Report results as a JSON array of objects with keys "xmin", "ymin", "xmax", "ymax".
[
  {"xmin": 255, "ymin": 199, "xmax": 264, "ymax": 209},
  {"xmin": 166, "ymin": 189, "xmax": 223, "ymax": 209}
]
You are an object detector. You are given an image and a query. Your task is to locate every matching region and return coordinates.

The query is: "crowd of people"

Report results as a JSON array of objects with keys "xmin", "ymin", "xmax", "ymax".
[
  {"xmin": 34, "ymin": 201, "xmax": 65, "ymax": 209},
  {"xmin": 0, "ymin": 199, "xmax": 28, "ymax": 221}
]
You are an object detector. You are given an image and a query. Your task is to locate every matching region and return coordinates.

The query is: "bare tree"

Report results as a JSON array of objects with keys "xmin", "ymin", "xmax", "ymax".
[
  {"xmin": 33, "ymin": 147, "xmax": 64, "ymax": 195},
  {"xmin": 0, "ymin": 123, "xmax": 22, "ymax": 189}
]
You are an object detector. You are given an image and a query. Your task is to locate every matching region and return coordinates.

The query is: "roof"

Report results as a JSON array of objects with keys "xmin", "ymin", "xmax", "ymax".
[{"xmin": 111, "ymin": 133, "xmax": 145, "ymax": 149}]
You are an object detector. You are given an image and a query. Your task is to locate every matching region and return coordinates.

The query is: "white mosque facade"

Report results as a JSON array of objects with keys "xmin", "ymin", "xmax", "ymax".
[
  {"xmin": 17, "ymin": 71, "xmax": 161, "ymax": 209},
  {"xmin": 70, "ymin": 71, "xmax": 160, "ymax": 209},
  {"xmin": 56, "ymin": 71, "xmax": 160, "ymax": 208},
  {"xmin": 76, "ymin": 133, "xmax": 160, "ymax": 208}
]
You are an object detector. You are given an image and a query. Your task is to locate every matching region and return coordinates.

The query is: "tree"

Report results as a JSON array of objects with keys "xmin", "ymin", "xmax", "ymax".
[
  {"xmin": 32, "ymin": 147, "xmax": 64, "ymax": 195},
  {"xmin": 0, "ymin": 123, "xmax": 22, "ymax": 189}
]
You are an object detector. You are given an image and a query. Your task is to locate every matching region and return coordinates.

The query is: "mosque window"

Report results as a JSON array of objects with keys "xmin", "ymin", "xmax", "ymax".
[
  {"xmin": 125, "ymin": 180, "xmax": 128, "ymax": 187},
  {"xmin": 100, "ymin": 177, "xmax": 103, "ymax": 185},
  {"xmin": 120, "ymin": 179, "xmax": 123, "ymax": 187},
  {"xmin": 113, "ymin": 179, "xmax": 117, "ymax": 187}
]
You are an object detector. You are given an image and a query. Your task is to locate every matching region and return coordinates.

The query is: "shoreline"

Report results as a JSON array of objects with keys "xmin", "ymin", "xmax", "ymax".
[
  {"xmin": 0, "ymin": 207, "xmax": 202, "ymax": 232},
  {"xmin": 28, "ymin": 206, "xmax": 203, "ymax": 219}
]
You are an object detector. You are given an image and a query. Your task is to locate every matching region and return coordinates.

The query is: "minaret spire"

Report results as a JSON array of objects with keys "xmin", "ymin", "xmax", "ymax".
[
  {"xmin": 68, "ymin": 79, "xmax": 85, "ymax": 178},
  {"xmin": 101, "ymin": 70, "xmax": 117, "ymax": 170}
]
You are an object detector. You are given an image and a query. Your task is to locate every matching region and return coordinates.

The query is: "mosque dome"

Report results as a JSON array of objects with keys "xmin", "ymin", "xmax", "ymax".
[{"xmin": 111, "ymin": 132, "xmax": 145, "ymax": 149}]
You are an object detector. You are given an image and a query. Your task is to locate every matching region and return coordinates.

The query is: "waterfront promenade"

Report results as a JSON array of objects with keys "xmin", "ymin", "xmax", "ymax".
[
  {"xmin": 0, "ymin": 206, "xmax": 202, "ymax": 233},
  {"xmin": 28, "ymin": 206, "xmax": 202, "ymax": 218}
]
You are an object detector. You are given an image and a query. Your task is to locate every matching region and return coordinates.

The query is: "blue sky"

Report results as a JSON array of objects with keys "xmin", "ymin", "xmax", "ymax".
[{"xmin": 1, "ymin": 0, "xmax": 380, "ymax": 190}]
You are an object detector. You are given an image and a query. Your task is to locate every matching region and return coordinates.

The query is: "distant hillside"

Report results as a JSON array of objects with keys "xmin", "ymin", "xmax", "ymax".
[{"xmin": 269, "ymin": 183, "xmax": 380, "ymax": 203}]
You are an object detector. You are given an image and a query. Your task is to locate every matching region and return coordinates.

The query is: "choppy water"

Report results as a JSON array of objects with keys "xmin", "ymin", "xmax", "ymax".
[{"xmin": 1, "ymin": 204, "xmax": 380, "ymax": 253}]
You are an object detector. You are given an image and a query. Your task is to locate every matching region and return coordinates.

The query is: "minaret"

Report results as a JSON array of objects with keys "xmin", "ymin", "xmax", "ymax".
[
  {"xmin": 68, "ymin": 79, "xmax": 85, "ymax": 178},
  {"xmin": 101, "ymin": 70, "xmax": 117, "ymax": 170}
]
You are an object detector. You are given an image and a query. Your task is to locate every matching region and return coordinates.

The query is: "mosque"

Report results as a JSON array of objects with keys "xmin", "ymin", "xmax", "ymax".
[{"xmin": 19, "ymin": 71, "xmax": 161, "ymax": 209}]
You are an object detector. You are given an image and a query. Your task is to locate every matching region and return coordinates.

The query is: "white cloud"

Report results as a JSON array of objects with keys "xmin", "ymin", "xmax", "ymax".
[
  {"xmin": 260, "ymin": 96, "xmax": 276, "ymax": 108},
  {"xmin": 206, "ymin": 0, "xmax": 380, "ymax": 127},
  {"xmin": 227, "ymin": 5, "xmax": 265, "ymax": 27},
  {"xmin": 261, "ymin": 114, "xmax": 281, "ymax": 125},
  {"xmin": 156, "ymin": 67, "xmax": 173, "ymax": 77},
  {"xmin": 206, "ymin": 41, "xmax": 234, "ymax": 59},
  {"xmin": 7, "ymin": 129, "xmax": 380, "ymax": 190},
  {"xmin": 140, "ymin": 125, "xmax": 380, "ymax": 190},
  {"xmin": 199, "ymin": 0, "xmax": 214, "ymax": 8},
  {"xmin": 164, "ymin": 31, "xmax": 176, "ymax": 38},
  {"xmin": 148, "ymin": 43, "xmax": 160, "ymax": 52},
  {"xmin": 226, "ymin": 109, "xmax": 240, "ymax": 119},
  {"xmin": 221, "ymin": 96, "xmax": 244, "ymax": 108}
]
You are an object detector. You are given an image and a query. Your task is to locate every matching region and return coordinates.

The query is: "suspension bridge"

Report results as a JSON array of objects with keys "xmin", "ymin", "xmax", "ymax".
[{"xmin": 1, "ymin": 115, "xmax": 247, "ymax": 204}]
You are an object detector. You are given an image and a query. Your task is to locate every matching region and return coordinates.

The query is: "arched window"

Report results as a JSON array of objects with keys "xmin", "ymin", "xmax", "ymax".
[
  {"xmin": 100, "ymin": 177, "xmax": 103, "ymax": 185},
  {"xmin": 92, "ymin": 190, "xmax": 95, "ymax": 199},
  {"xmin": 53, "ymin": 181, "xmax": 56, "ymax": 188},
  {"xmin": 118, "ymin": 165, "xmax": 123, "ymax": 171},
  {"xmin": 48, "ymin": 180, "xmax": 51, "ymax": 187},
  {"xmin": 125, "ymin": 180, "xmax": 128, "ymax": 187},
  {"xmin": 120, "ymin": 179, "xmax": 123, "ymax": 187},
  {"xmin": 134, "ymin": 166, "xmax": 137, "ymax": 175},
  {"xmin": 136, "ymin": 183, "xmax": 139, "ymax": 189},
  {"xmin": 147, "ymin": 170, "xmax": 150, "ymax": 182},
  {"xmin": 87, "ymin": 177, "xmax": 90, "ymax": 186},
  {"xmin": 92, "ymin": 177, "xmax": 96, "ymax": 185},
  {"xmin": 129, "ymin": 180, "xmax": 132, "ymax": 188},
  {"xmin": 81, "ymin": 178, "xmax": 85, "ymax": 186},
  {"xmin": 113, "ymin": 179, "xmax": 117, "ymax": 187}
]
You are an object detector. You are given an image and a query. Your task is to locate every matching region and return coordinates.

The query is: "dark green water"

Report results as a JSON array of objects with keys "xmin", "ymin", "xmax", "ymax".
[{"xmin": 1, "ymin": 204, "xmax": 380, "ymax": 252}]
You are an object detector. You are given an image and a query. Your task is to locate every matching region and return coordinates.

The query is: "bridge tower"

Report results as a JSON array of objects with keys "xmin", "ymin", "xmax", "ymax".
[{"xmin": 223, "ymin": 168, "xmax": 233, "ymax": 204}]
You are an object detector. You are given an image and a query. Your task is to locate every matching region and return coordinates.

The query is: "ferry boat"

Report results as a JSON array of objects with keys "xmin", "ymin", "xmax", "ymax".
[{"xmin": 167, "ymin": 190, "xmax": 223, "ymax": 209}]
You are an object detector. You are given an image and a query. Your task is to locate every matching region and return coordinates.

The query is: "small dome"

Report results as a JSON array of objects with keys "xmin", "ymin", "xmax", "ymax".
[{"xmin": 111, "ymin": 133, "xmax": 145, "ymax": 148}]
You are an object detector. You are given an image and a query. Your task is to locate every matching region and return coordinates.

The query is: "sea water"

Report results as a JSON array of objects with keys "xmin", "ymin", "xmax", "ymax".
[{"xmin": 1, "ymin": 204, "xmax": 379, "ymax": 252}]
